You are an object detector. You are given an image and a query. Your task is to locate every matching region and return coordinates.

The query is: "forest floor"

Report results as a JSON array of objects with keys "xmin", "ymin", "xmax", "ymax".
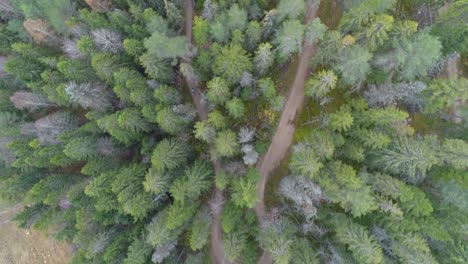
[
  {"xmin": 254, "ymin": 1, "xmax": 321, "ymax": 263},
  {"xmin": 255, "ymin": 1, "xmax": 320, "ymax": 223},
  {"xmin": 182, "ymin": 1, "xmax": 230, "ymax": 263},
  {"xmin": 0, "ymin": 201, "xmax": 72, "ymax": 264}
]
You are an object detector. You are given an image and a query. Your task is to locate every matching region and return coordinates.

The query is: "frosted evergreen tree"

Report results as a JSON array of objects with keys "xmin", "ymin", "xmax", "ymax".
[{"xmin": 65, "ymin": 81, "xmax": 115, "ymax": 112}]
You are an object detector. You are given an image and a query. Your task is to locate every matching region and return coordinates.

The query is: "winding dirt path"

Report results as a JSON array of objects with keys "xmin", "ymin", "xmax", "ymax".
[
  {"xmin": 183, "ymin": 1, "xmax": 230, "ymax": 263},
  {"xmin": 255, "ymin": 0, "xmax": 320, "ymax": 222},
  {"xmin": 255, "ymin": 2, "xmax": 320, "ymax": 263}
]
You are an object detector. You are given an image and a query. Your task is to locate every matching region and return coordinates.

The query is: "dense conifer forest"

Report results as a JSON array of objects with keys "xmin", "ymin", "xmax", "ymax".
[{"xmin": 0, "ymin": 0, "xmax": 467, "ymax": 263}]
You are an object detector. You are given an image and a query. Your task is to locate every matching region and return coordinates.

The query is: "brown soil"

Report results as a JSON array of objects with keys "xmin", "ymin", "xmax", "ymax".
[
  {"xmin": 183, "ymin": 1, "xmax": 230, "ymax": 263},
  {"xmin": 255, "ymin": 1, "xmax": 320, "ymax": 263},
  {"xmin": 0, "ymin": 204, "xmax": 72, "ymax": 264},
  {"xmin": 84, "ymin": 0, "xmax": 113, "ymax": 12},
  {"xmin": 23, "ymin": 19, "xmax": 56, "ymax": 44}
]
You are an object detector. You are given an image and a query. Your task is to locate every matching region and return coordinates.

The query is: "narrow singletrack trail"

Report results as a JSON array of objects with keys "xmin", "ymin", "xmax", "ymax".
[
  {"xmin": 255, "ymin": 1, "xmax": 321, "ymax": 263},
  {"xmin": 183, "ymin": 1, "xmax": 230, "ymax": 263}
]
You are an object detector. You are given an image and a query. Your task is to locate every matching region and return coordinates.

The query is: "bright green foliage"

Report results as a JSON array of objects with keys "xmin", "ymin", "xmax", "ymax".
[
  {"xmin": 207, "ymin": 77, "xmax": 231, "ymax": 104},
  {"xmin": 208, "ymin": 110, "xmax": 227, "ymax": 129},
  {"xmin": 193, "ymin": 16, "xmax": 210, "ymax": 46},
  {"xmin": 254, "ymin": 43, "xmax": 274, "ymax": 76},
  {"xmin": 258, "ymin": 217, "xmax": 297, "ymax": 264},
  {"xmin": 189, "ymin": 209, "xmax": 211, "ymax": 251},
  {"xmin": 194, "ymin": 121, "xmax": 216, "ymax": 143},
  {"xmin": 328, "ymin": 110, "xmax": 354, "ymax": 132},
  {"xmin": 305, "ymin": 70, "xmax": 338, "ymax": 98},
  {"xmin": 151, "ymin": 138, "xmax": 189, "ymax": 172},
  {"xmin": 231, "ymin": 168, "xmax": 258, "ymax": 208},
  {"xmin": 439, "ymin": 139, "xmax": 468, "ymax": 170},
  {"xmin": 371, "ymin": 137, "xmax": 439, "ymax": 182},
  {"xmin": 154, "ymin": 85, "xmax": 182, "ymax": 105},
  {"xmin": 304, "ymin": 18, "xmax": 327, "ymax": 45},
  {"xmin": 391, "ymin": 32, "xmax": 442, "ymax": 81},
  {"xmin": 165, "ymin": 201, "xmax": 199, "ymax": 230},
  {"xmin": 143, "ymin": 168, "xmax": 172, "ymax": 195},
  {"xmin": 277, "ymin": 0, "xmax": 305, "ymax": 20},
  {"xmin": 63, "ymin": 136, "xmax": 98, "ymax": 160},
  {"xmin": 333, "ymin": 215, "xmax": 383, "ymax": 264},
  {"xmin": 97, "ymin": 113, "xmax": 141, "ymax": 145},
  {"xmin": 226, "ymin": 4, "xmax": 248, "ymax": 31},
  {"xmin": 123, "ymin": 236, "xmax": 153, "ymax": 264},
  {"xmin": 146, "ymin": 209, "xmax": 181, "ymax": 247},
  {"xmin": 319, "ymin": 162, "xmax": 377, "ymax": 217},
  {"xmin": 226, "ymin": 97, "xmax": 245, "ymax": 119},
  {"xmin": 275, "ymin": 19, "xmax": 305, "ymax": 61},
  {"xmin": 423, "ymin": 78, "xmax": 468, "ymax": 113},
  {"xmin": 123, "ymin": 38, "xmax": 144, "ymax": 58},
  {"xmin": 359, "ymin": 129, "xmax": 391, "ymax": 150},
  {"xmin": 214, "ymin": 130, "xmax": 239, "ymax": 158},
  {"xmin": 289, "ymin": 144, "xmax": 323, "ymax": 178},
  {"xmin": 334, "ymin": 45, "xmax": 372, "ymax": 86},
  {"xmin": 57, "ymin": 59, "xmax": 97, "ymax": 82},
  {"xmin": 170, "ymin": 160, "xmax": 213, "ymax": 203},
  {"xmin": 139, "ymin": 53, "xmax": 174, "ymax": 82},
  {"xmin": 364, "ymin": 14, "xmax": 394, "ymax": 50},
  {"xmin": 431, "ymin": 0, "xmax": 468, "ymax": 54},
  {"xmin": 111, "ymin": 165, "xmax": 153, "ymax": 220},
  {"xmin": 291, "ymin": 239, "xmax": 319, "ymax": 264},
  {"xmin": 221, "ymin": 201, "xmax": 243, "ymax": 233},
  {"xmin": 144, "ymin": 32, "xmax": 188, "ymax": 60},
  {"xmin": 24, "ymin": 174, "xmax": 75, "ymax": 207},
  {"xmin": 222, "ymin": 232, "xmax": 247, "ymax": 262},
  {"xmin": 117, "ymin": 108, "xmax": 151, "ymax": 133},
  {"xmin": 91, "ymin": 53, "xmax": 123, "ymax": 84},
  {"xmin": 245, "ymin": 21, "xmax": 262, "ymax": 51},
  {"xmin": 213, "ymin": 44, "xmax": 252, "ymax": 85},
  {"xmin": 156, "ymin": 106, "xmax": 190, "ymax": 135}
]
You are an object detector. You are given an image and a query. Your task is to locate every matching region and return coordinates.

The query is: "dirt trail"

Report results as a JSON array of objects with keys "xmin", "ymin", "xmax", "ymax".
[
  {"xmin": 255, "ymin": 1, "xmax": 320, "ymax": 222},
  {"xmin": 183, "ymin": 1, "xmax": 229, "ymax": 263},
  {"xmin": 255, "ymin": 1, "xmax": 320, "ymax": 263},
  {"xmin": 442, "ymin": 54, "xmax": 464, "ymax": 123}
]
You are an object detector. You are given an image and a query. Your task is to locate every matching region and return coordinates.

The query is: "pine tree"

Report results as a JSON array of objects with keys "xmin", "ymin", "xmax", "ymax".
[
  {"xmin": 213, "ymin": 44, "xmax": 252, "ymax": 85},
  {"xmin": 34, "ymin": 112, "xmax": 78, "ymax": 144},
  {"xmin": 91, "ymin": 28, "xmax": 124, "ymax": 53},
  {"xmin": 333, "ymin": 215, "xmax": 384, "ymax": 264},
  {"xmin": 364, "ymin": 14, "xmax": 394, "ymax": 51},
  {"xmin": 169, "ymin": 160, "xmax": 213, "ymax": 203},
  {"xmin": 334, "ymin": 45, "xmax": 372, "ymax": 87},
  {"xmin": 254, "ymin": 42, "xmax": 274, "ymax": 76},
  {"xmin": 226, "ymin": 97, "xmax": 245, "ymax": 119},
  {"xmin": 327, "ymin": 110, "xmax": 354, "ymax": 132},
  {"xmin": 214, "ymin": 129, "xmax": 239, "ymax": 158},
  {"xmin": 193, "ymin": 16, "xmax": 210, "ymax": 46},
  {"xmin": 189, "ymin": 208, "xmax": 211, "ymax": 251},
  {"xmin": 117, "ymin": 108, "xmax": 151, "ymax": 133},
  {"xmin": 207, "ymin": 77, "xmax": 231, "ymax": 104},
  {"xmin": 275, "ymin": 19, "xmax": 305, "ymax": 61},
  {"xmin": 304, "ymin": 18, "xmax": 327, "ymax": 45},
  {"xmin": 258, "ymin": 217, "xmax": 297, "ymax": 264},
  {"xmin": 289, "ymin": 144, "xmax": 323, "ymax": 178},
  {"xmin": 305, "ymin": 70, "xmax": 338, "ymax": 98},
  {"xmin": 64, "ymin": 82, "xmax": 115, "ymax": 112},
  {"xmin": 10, "ymin": 91, "xmax": 52, "ymax": 111},
  {"xmin": 194, "ymin": 121, "xmax": 216, "ymax": 143},
  {"xmin": 276, "ymin": 0, "xmax": 305, "ymax": 21},
  {"xmin": 151, "ymin": 138, "xmax": 190, "ymax": 172}
]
